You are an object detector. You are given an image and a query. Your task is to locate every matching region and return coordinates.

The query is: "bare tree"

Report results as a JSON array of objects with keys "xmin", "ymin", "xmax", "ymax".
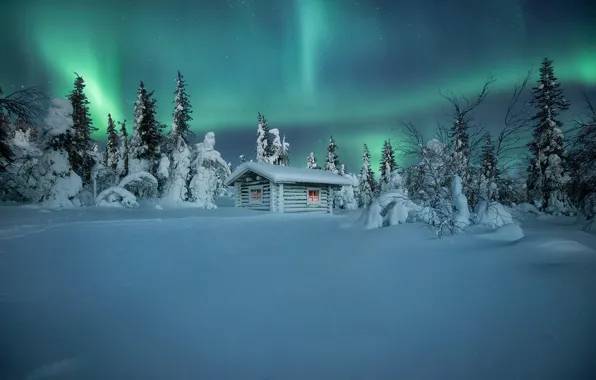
[{"xmin": 495, "ymin": 70, "xmax": 533, "ymax": 166}]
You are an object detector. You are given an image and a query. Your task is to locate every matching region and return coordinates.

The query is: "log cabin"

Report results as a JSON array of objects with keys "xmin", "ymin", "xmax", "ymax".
[{"xmin": 224, "ymin": 162, "xmax": 356, "ymax": 213}]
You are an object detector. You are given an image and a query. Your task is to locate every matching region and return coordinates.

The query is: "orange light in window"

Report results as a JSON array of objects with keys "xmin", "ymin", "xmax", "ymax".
[
  {"xmin": 251, "ymin": 189, "xmax": 262, "ymax": 201},
  {"xmin": 308, "ymin": 190, "xmax": 319, "ymax": 202}
]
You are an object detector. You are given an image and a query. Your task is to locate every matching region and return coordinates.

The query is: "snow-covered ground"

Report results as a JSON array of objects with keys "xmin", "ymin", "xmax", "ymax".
[{"xmin": 1, "ymin": 204, "xmax": 595, "ymax": 380}]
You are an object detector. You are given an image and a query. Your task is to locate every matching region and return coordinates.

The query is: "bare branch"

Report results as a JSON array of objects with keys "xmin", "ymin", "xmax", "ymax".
[
  {"xmin": 0, "ymin": 86, "xmax": 49, "ymax": 127},
  {"xmin": 399, "ymin": 121, "xmax": 425, "ymax": 157},
  {"xmin": 496, "ymin": 70, "xmax": 533, "ymax": 163}
]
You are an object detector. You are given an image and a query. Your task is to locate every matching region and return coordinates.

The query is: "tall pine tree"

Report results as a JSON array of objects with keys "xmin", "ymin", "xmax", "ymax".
[
  {"xmin": 379, "ymin": 140, "xmax": 397, "ymax": 187},
  {"xmin": 67, "ymin": 73, "xmax": 97, "ymax": 184},
  {"xmin": 131, "ymin": 81, "xmax": 163, "ymax": 172},
  {"xmin": 526, "ymin": 58, "xmax": 570, "ymax": 211},
  {"xmin": 359, "ymin": 144, "xmax": 376, "ymax": 205},
  {"xmin": 324, "ymin": 136, "xmax": 340, "ymax": 173},
  {"xmin": 171, "ymin": 71, "xmax": 193, "ymax": 143},
  {"xmin": 105, "ymin": 114, "xmax": 119, "ymax": 171},
  {"xmin": 256, "ymin": 112, "xmax": 273, "ymax": 163},
  {"xmin": 119, "ymin": 120, "xmax": 129, "ymax": 177}
]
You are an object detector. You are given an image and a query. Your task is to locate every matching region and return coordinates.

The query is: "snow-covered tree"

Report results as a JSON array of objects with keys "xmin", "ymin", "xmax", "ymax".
[
  {"xmin": 379, "ymin": 140, "xmax": 397, "ymax": 191},
  {"xmin": 335, "ymin": 171, "xmax": 359, "ymax": 210},
  {"xmin": 239, "ymin": 154, "xmax": 246, "ymax": 164},
  {"xmin": 67, "ymin": 74, "xmax": 97, "ymax": 185},
  {"xmin": 324, "ymin": 136, "xmax": 340, "ymax": 173},
  {"xmin": 306, "ymin": 152, "xmax": 319, "ymax": 169},
  {"xmin": 359, "ymin": 144, "xmax": 376, "ymax": 206},
  {"xmin": 117, "ymin": 120, "xmax": 130, "ymax": 177},
  {"xmin": 171, "ymin": 71, "xmax": 193, "ymax": 143},
  {"xmin": 32, "ymin": 98, "xmax": 82, "ymax": 207},
  {"xmin": 189, "ymin": 132, "xmax": 231, "ymax": 208},
  {"xmin": 526, "ymin": 58, "xmax": 570, "ymax": 212},
  {"xmin": 452, "ymin": 174, "xmax": 471, "ymax": 231},
  {"xmin": 105, "ymin": 114, "xmax": 119, "ymax": 171},
  {"xmin": 269, "ymin": 128, "xmax": 283, "ymax": 165},
  {"xmin": 256, "ymin": 112, "xmax": 273, "ymax": 163},
  {"xmin": 130, "ymin": 81, "xmax": 163, "ymax": 175},
  {"xmin": 0, "ymin": 86, "xmax": 46, "ymax": 173},
  {"xmin": 279, "ymin": 135, "xmax": 290, "ymax": 166},
  {"xmin": 479, "ymin": 132, "xmax": 497, "ymax": 201}
]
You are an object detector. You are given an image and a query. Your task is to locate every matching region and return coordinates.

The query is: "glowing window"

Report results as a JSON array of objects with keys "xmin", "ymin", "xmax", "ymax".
[
  {"xmin": 308, "ymin": 189, "xmax": 320, "ymax": 203},
  {"xmin": 250, "ymin": 188, "xmax": 263, "ymax": 202}
]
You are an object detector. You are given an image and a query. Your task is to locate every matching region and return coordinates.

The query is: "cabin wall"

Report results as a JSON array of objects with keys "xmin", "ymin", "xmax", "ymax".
[
  {"xmin": 235, "ymin": 174, "xmax": 272, "ymax": 211},
  {"xmin": 282, "ymin": 183, "xmax": 329, "ymax": 213}
]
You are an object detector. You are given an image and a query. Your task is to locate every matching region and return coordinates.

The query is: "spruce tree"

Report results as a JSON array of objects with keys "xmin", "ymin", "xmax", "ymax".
[
  {"xmin": 171, "ymin": 71, "xmax": 193, "ymax": 143},
  {"xmin": 379, "ymin": 140, "xmax": 397, "ymax": 187},
  {"xmin": 67, "ymin": 73, "xmax": 97, "ymax": 184},
  {"xmin": 306, "ymin": 152, "xmax": 319, "ymax": 169},
  {"xmin": 131, "ymin": 81, "xmax": 162, "ymax": 170},
  {"xmin": 359, "ymin": 144, "xmax": 376, "ymax": 205},
  {"xmin": 105, "ymin": 114, "xmax": 119, "ymax": 171},
  {"xmin": 324, "ymin": 136, "xmax": 340, "ymax": 173},
  {"xmin": 256, "ymin": 112, "xmax": 271, "ymax": 163},
  {"xmin": 479, "ymin": 132, "xmax": 497, "ymax": 201},
  {"xmin": 526, "ymin": 58, "xmax": 570, "ymax": 211},
  {"xmin": 119, "ymin": 120, "xmax": 129, "ymax": 177}
]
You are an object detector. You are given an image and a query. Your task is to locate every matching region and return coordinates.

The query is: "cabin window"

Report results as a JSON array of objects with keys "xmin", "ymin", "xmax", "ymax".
[
  {"xmin": 249, "ymin": 186, "xmax": 263, "ymax": 203},
  {"xmin": 307, "ymin": 189, "xmax": 320, "ymax": 203}
]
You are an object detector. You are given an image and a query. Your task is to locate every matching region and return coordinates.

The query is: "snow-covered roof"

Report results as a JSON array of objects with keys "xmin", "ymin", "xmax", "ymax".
[{"xmin": 225, "ymin": 162, "xmax": 356, "ymax": 186}]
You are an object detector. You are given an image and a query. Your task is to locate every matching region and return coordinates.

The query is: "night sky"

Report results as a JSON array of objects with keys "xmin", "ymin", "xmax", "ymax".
[{"xmin": 1, "ymin": 0, "xmax": 595, "ymax": 170}]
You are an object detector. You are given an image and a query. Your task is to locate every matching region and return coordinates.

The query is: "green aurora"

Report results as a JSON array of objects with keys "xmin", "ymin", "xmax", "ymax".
[{"xmin": 2, "ymin": 0, "xmax": 595, "ymax": 169}]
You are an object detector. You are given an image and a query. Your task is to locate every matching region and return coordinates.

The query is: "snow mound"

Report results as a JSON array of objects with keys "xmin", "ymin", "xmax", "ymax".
[
  {"xmin": 475, "ymin": 201, "xmax": 514, "ymax": 228},
  {"xmin": 477, "ymin": 223, "xmax": 524, "ymax": 242},
  {"xmin": 24, "ymin": 358, "xmax": 82, "ymax": 380},
  {"xmin": 96, "ymin": 187, "xmax": 139, "ymax": 208},
  {"xmin": 119, "ymin": 171, "xmax": 158, "ymax": 198},
  {"xmin": 516, "ymin": 203, "xmax": 541, "ymax": 214},
  {"xmin": 527, "ymin": 239, "xmax": 596, "ymax": 265}
]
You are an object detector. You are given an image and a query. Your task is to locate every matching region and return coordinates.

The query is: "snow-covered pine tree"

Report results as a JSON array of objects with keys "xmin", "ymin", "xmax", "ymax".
[
  {"xmin": 269, "ymin": 128, "xmax": 283, "ymax": 164},
  {"xmin": 256, "ymin": 112, "xmax": 272, "ymax": 163},
  {"xmin": 479, "ymin": 132, "xmax": 497, "ymax": 201},
  {"xmin": 67, "ymin": 73, "xmax": 98, "ymax": 185},
  {"xmin": 130, "ymin": 81, "xmax": 163, "ymax": 175},
  {"xmin": 118, "ymin": 120, "xmax": 130, "ymax": 177},
  {"xmin": 171, "ymin": 71, "xmax": 193, "ymax": 143},
  {"xmin": 239, "ymin": 155, "xmax": 246, "ymax": 164},
  {"xmin": 359, "ymin": 144, "xmax": 376, "ymax": 206},
  {"xmin": 324, "ymin": 136, "xmax": 340, "ymax": 173},
  {"xmin": 379, "ymin": 140, "xmax": 397, "ymax": 190},
  {"xmin": 279, "ymin": 135, "xmax": 290, "ymax": 166},
  {"xmin": 306, "ymin": 152, "xmax": 319, "ymax": 169},
  {"xmin": 105, "ymin": 114, "xmax": 119, "ymax": 171},
  {"xmin": 526, "ymin": 58, "xmax": 570, "ymax": 212}
]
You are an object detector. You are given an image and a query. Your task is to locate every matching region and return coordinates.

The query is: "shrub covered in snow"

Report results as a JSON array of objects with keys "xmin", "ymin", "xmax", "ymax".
[
  {"xmin": 452, "ymin": 174, "xmax": 471, "ymax": 230},
  {"xmin": 96, "ymin": 186, "xmax": 139, "ymax": 208},
  {"xmin": 474, "ymin": 201, "xmax": 514, "ymax": 228},
  {"xmin": 119, "ymin": 171, "xmax": 159, "ymax": 199},
  {"xmin": 162, "ymin": 137, "xmax": 191, "ymax": 204}
]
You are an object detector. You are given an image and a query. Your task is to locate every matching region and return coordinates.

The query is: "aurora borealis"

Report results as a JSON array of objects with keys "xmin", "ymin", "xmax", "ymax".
[{"xmin": 1, "ymin": 0, "xmax": 595, "ymax": 169}]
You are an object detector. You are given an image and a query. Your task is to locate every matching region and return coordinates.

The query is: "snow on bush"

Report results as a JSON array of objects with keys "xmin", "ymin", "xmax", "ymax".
[
  {"xmin": 119, "ymin": 171, "xmax": 158, "ymax": 198},
  {"xmin": 363, "ymin": 188, "xmax": 420, "ymax": 229},
  {"xmin": 335, "ymin": 172, "xmax": 359, "ymax": 210},
  {"xmin": 452, "ymin": 175, "xmax": 470, "ymax": 229},
  {"xmin": 477, "ymin": 223, "xmax": 524, "ymax": 242},
  {"xmin": 96, "ymin": 186, "xmax": 139, "ymax": 208},
  {"xmin": 474, "ymin": 201, "xmax": 514, "ymax": 228}
]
